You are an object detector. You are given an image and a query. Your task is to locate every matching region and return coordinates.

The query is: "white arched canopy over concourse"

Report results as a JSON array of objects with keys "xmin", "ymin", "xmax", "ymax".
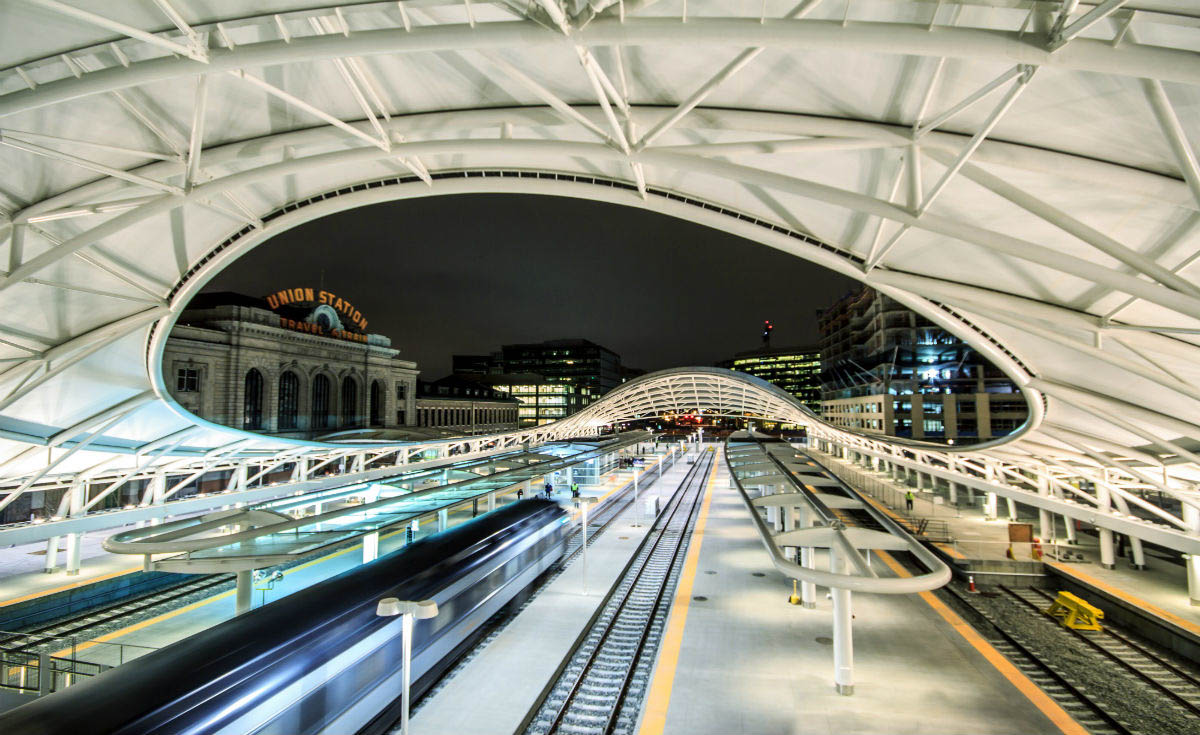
[{"xmin": 0, "ymin": 1, "xmax": 1197, "ymax": 549}]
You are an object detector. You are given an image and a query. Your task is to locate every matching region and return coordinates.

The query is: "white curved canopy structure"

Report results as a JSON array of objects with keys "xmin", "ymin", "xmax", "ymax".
[{"xmin": 0, "ymin": 1, "xmax": 1199, "ymax": 543}]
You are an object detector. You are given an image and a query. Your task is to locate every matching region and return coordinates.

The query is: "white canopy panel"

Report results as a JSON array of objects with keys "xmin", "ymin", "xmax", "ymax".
[{"xmin": 0, "ymin": 0, "xmax": 1198, "ymax": 513}]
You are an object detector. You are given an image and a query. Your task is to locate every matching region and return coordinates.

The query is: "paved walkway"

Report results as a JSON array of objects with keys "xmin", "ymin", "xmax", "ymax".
[
  {"xmin": 637, "ymin": 453, "xmax": 1077, "ymax": 735},
  {"xmin": 412, "ymin": 449, "xmax": 694, "ymax": 734},
  {"xmin": 4, "ymin": 451, "xmax": 681, "ymax": 669},
  {"xmin": 813, "ymin": 450, "xmax": 1200, "ymax": 633},
  {"xmin": 0, "ymin": 524, "xmax": 147, "ymax": 614}
]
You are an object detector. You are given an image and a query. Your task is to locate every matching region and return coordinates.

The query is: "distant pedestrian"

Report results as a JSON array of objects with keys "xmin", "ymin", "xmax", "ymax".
[
  {"xmin": 905, "ymin": 490, "xmax": 915, "ymax": 512},
  {"xmin": 571, "ymin": 482, "xmax": 580, "ymax": 499},
  {"xmin": 544, "ymin": 481, "xmax": 553, "ymax": 499},
  {"xmin": 516, "ymin": 487, "xmax": 524, "ymax": 500}
]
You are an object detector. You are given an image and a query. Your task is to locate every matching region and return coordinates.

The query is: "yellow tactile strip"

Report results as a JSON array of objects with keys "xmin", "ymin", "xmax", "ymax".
[
  {"xmin": 636, "ymin": 459, "xmax": 718, "ymax": 735},
  {"xmin": 877, "ymin": 551, "xmax": 1087, "ymax": 735}
]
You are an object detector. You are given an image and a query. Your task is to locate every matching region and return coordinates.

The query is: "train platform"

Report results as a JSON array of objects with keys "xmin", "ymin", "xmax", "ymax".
[
  {"xmin": 635, "ymin": 452, "xmax": 1080, "ymax": 735},
  {"xmin": 811, "ymin": 451, "xmax": 1200, "ymax": 639},
  {"xmin": 0, "ymin": 527, "xmax": 144, "ymax": 614},
  {"xmin": 411, "ymin": 449, "xmax": 696, "ymax": 734},
  {"xmin": 0, "ymin": 440, "xmax": 660, "ymax": 611},
  {"xmin": 4, "ymin": 450, "xmax": 679, "ymax": 668}
]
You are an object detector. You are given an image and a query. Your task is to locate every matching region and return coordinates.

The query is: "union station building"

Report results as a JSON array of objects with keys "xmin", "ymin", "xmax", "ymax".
[{"xmin": 164, "ymin": 291, "xmax": 517, "ymax": 439}]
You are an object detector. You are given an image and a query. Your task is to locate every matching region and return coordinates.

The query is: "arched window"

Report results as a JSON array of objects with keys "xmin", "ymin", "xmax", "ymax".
[
  {"xmin": 278, "ymin": 371, "xmax": 299, "ymax": 430},
  {"xmin": 312, "ymin": 374, "xmax": 331, "ymax": 429},
  {"xmin": 243, "ymin": 368, "xmax": 264, "ymax": 430},
  {"xmin": 341, "ymin": 376, "xmax": 358, "ymax": 427},
  {"xmin": 370, "ymin": 380, "xmax": 383, "ymax": 426}
]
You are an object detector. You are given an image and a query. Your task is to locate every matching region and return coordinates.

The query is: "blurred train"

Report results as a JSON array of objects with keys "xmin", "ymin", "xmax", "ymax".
[{"xmin": 0, "ymin": 499, "xmax": 570, "ymax": 735}]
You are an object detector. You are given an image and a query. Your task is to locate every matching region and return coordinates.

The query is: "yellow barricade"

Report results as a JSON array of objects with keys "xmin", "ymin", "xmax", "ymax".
[{"xmin": 1043, "ymin": 590, "xmax": 1104, "ymax": 631}]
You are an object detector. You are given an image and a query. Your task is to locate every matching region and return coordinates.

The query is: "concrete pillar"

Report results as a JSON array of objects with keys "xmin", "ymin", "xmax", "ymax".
[
  {"xmin": 488, "ymin": 491, "xmax": 496, "ymax": 511},
  {"xmin": 228, "ymin": 461, "xmax": 247, "ymax": 492},
  {"xmin": 1064, "ymin": 515, "xmax": 1077, "ymax": 543},
  {"xmin": 1036, "ymin": 470, "xmax": 1052, "ymax": 541},
  {"xmin": 64, "ymin": 532, "xmax": 82, "ymax": 575},
  {"xmin": 916, "ymin": 472, "xmax": 925, "ymax": 491},
  {"xmin": 984, "ymin": 493, "xmax": 998, "ymax": 521},
  {"xmin": 236, "ymin": 570, "xmax": 253, "ymax": 615},
  {"xmin": 782, "ymin": 505, "xmax": 796, "ymax": 561},
  {"xmin": 44, "ymin": 536, "xmax": 60, "ymax": 573},
  {"xmin": 1130, "ymin": 537, "xmax": 1146, "ymax": 570},
  {"xmin": 830, "ymin": 548, "xmax": 854, "ymax": 696},
  {"xmin": 438, "ymin": 508, "xmax": 448, "ymax": 532},
  {"xmin": 797, "ymin": 507, "xmax": 816, "ymax": 607},
  {"xmin": 1188, "ymin": 554, "xmax": 1200, "ymax": 607},
  {"xmin": 1099, "ymin": 529, "xmax": 1116, "ymax": 569},
  {"xmin": 147, "ymin": 470, "xmax": 166, "ymax": 525},
  {"xmin": 1097, "ymin": 483, "xmax": 1115, "ymax": 569},
  {"xmin": 948, "ymin": 483, "xmax": 958, "ymax": 506},
  {"xmin": 1006, "ymin": 497, "xmax": 1018, "ymax": 522},
  {"xmin": 363, "ymin": 531, "xmax": 379, "ymax": 563}
]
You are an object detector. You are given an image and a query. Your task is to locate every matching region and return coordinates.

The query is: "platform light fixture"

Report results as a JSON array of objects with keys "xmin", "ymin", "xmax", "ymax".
[{"xmin": 376, "ymin": 597, "xmax": 438, "ymax": 735}]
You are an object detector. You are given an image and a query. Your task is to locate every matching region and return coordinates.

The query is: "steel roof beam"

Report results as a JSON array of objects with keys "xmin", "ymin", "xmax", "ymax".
[
  {"xmin": 2, "ymin": 18, "xmax": 1198, "ymax": 120},
  {"xmin": 19, "ymin": 0, "xmax": 209, "ymax": 63}
]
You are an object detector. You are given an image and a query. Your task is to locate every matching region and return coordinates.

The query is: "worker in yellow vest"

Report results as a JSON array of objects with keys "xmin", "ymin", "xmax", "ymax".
[{"xmin": 905, "ymin": 489, "xmax": 915, "ymax": 512}]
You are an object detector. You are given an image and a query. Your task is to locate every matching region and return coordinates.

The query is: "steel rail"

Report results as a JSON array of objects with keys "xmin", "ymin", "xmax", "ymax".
[
  {"xmin": 518, "ymin": 450, "xmax": 713, "ymax": 735},
  {"xmin": 933, "ymin": 578, "xmax": 1129, "ymax": 735},
  {"xmin": 1004, "ymin": 586, "xmax": 1200, "ymax": 718}
]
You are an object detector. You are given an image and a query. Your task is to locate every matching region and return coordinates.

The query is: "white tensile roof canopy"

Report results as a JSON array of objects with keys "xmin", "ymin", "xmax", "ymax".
[{"xmin": 0, "ymin": 1, "xmax": 1198, "ymax": 535}]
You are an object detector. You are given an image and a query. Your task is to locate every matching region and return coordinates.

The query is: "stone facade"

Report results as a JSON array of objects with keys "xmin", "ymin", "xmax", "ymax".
[{"xmin": 164, "ymin": 303, "xmax": 419, "ymax": 438}]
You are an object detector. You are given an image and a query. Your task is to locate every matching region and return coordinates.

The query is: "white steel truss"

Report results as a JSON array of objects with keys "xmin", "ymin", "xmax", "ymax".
[{"xmin": 0, "ymin": 2, "xmax": 1194, "ymax": 562}]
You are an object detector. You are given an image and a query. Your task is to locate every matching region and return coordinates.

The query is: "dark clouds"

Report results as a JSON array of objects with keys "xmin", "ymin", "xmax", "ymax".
[{"xmin": 201, "ymin": 194, "xmax": 857, "ymax": 377}]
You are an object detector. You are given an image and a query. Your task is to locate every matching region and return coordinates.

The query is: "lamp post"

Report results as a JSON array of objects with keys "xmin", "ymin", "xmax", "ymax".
[
  {"xmin": 631, "ymin": 467, "xmax": 642, "ymax": 528},
  {"xmin": 574, "ymin": 496, "xmax": 599, "ymax": 595},
  {"xmin": 376, "ymin": 597, "xmax": 439, "ymax": 735}
]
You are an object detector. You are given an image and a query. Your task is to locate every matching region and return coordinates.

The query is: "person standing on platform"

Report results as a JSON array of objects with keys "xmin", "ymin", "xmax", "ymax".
[
  {"xmin": 544, "ymin": 481, "xmax": 553, "ymax": 499},
  {"xmin": 905, "ymin": 489, "xmax": 915, "ymax": 512},
  {"xmin": 516, "ymin": 487, "xmax": 524, "ymax": 500},
  {"xmin": 571, "ymin": 482, "xmax": 580, "ymax": 499}
]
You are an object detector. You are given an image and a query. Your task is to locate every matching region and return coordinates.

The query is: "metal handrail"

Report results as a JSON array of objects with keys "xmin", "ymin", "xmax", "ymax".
[{"xmin": 726, "ymin": 439, "xmax": 951, "ymax": 594}]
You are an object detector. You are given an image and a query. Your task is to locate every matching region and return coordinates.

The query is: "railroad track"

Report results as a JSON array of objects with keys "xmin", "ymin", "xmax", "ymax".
[
  {"xmin": 936, "ymin": 582, "xmax": 1129, "ymax": 735},
  {"xmin": 407, "ymin": 451, "xmax": 687, "ymax": 718},
  {"xmin": 519, "ymin": 451, "xmax": 714, "ymax": 735},
  {"xmin": 1, "ymin": 574, "xmax": 233, "ymax": 655},
  {"xmin": 1003, "ymin": 586, "xmax": 1200, "ymax": 718}
]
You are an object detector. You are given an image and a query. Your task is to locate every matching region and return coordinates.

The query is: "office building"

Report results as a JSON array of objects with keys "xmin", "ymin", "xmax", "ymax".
[
  {"xmin": 480, "ymin": 373, "xmax": 587, "ymax": 428},
  {"xmin": 499, "ymin": 339, "xmax": 621, "ymax": 401},
  {"xmin": 453, "ymin": 339, "xmax": 622, "ymax": 419},
  {"xmin": 817, "ymin": 286, "xmax": 1027, "ymax": 442},
  {"xmin": 719, "ymin": 345, "xmax": 821, "ymax": 411}
]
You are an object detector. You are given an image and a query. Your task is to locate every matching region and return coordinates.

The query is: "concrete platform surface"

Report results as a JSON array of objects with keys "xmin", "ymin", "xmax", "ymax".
[
  {"xmin": 19, "ymin": 453, "xmax": 680, "ymax": 668},
  {"xmin": 636, "ymin": 455, "xmax": 1074, "ymax": 735},
  {"xmin": 412, "ymin": 452, "xmax": 694, "ymax": 735},
  {"xmin": 815, "ymin": 450, "xmax": 1200, "ymax": 633}
]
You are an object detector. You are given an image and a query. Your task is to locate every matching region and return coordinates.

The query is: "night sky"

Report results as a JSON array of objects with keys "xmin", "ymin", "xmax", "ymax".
[{"xmin": 201, "ymin": 194, "xmax": 857, "ymax": 378}]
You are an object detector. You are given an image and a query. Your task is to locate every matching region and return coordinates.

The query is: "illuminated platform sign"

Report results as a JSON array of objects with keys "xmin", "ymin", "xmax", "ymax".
[{"xmin": 264, "ymin": 287, "xmax": 370, "ymax": 343}]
